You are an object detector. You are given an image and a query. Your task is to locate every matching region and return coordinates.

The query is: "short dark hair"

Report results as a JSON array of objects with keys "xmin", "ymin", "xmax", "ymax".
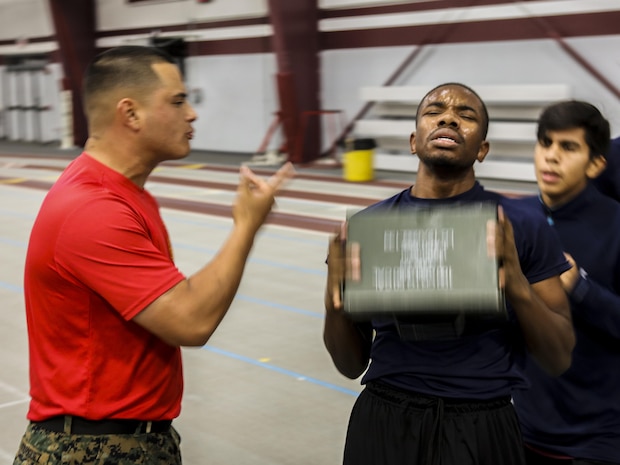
[
  {"xmin": 537, "ymin": 100, "xmax": 611, "ymax": 158},
  {"xmin": 416, "ymin": 82, "xmax": 490, "ymax": 138},
  {"xmin": 83, "ymin": 46, "xmax": 175, "ymax": 114}
]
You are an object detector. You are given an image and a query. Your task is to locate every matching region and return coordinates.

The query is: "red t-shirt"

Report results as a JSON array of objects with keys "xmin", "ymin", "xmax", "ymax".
[{"xmin": 24, "ymin": 153, "xmax": 186, "ymax": 421}]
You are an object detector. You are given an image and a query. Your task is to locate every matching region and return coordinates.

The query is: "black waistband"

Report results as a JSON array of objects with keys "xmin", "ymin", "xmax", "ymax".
[
  {"xmin": 31, "ymin": 416, "xmax": 172, "ymax": 435},
  {"xmin": 365, "ymin": 380, "xmax": 511, "ymax": 413}
]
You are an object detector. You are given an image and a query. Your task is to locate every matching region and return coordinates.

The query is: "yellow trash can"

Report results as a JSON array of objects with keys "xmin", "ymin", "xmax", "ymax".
[{"xmin": 343, "ymin": 138, "xmax": 376, "ymax": 182}]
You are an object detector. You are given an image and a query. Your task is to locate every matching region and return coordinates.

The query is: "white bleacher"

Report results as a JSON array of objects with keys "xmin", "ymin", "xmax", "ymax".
[{"xmin": 353, "ymin": 84, "xmax": 572, "ymax": 182}]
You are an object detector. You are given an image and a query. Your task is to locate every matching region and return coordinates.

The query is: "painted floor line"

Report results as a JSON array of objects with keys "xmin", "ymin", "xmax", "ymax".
[
  {"xmin": 0, "ymin": 281, "xmax": 22, "ymax": 293},
  {"xmin": 235, "ymin": 294, "xmax": 324, "ymax": 318},
  {"xmin": 0, "ymin": 397, "xmax": 29, "ymax": 411},
  {"xmin": 202, "ymin": 345, "xmax": 359, "ymax": 397}
]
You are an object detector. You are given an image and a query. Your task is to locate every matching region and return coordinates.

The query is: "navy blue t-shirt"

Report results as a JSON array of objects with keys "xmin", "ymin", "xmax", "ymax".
[{"xmin": 359, "ymin": 182, "xmax": 570, "ymax": 399}]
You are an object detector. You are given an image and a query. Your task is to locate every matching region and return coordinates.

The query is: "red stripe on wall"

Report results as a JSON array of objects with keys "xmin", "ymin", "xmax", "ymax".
[
  {"xmin": 319, "ymin": 0, "xmax": 553, "ymax": 19},
  {"xmin": 3, "ymin": 10, "xmax": 619, "ymax": 58},
  {"xmin": 0, "ymin": 36, "xmax": 55, "ymax": 46},
  {"xmin": 320, "ymin": 11, "xmax": 620, "ymax": 50},
  {"xmin": 186, "ymin": 37, "xmax": 272, "ymax": 55}
]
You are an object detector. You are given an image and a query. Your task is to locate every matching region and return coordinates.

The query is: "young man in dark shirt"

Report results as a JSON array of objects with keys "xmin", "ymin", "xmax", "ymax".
[
  {"xmin": 323, "ymin": 83, "xmax": 575, "ymax": 465},
  {"xmin": 513, "ymin": 100, "xmax": 620, "ymax": 465}
]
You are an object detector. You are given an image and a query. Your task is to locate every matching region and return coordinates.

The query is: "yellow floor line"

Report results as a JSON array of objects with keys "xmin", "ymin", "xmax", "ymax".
[
  {"xmin": 0, "ymin": 177, "xmax": 26, "ymax": 184},
  {"xmin": 176, "ymin": 163, "xmax": 206, "ymax": 170}
]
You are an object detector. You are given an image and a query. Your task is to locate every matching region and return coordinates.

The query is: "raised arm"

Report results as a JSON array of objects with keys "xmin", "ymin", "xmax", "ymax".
[
  {"xmin": 497, "ymin": 207, "xmax": 575, "ymax": 375},
  {"xmin": 323, "ymin": 228, "xmax": 373, "ymax": 379},
  {"xmin": 133, "ymin": 163, "xmax": 294, "ymax": 347}
]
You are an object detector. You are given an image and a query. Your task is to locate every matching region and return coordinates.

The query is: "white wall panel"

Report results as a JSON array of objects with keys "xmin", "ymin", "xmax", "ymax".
[
  {"xmin": 321, "ymin": 38, "xmax": 620, "ymax": 144},
  {"xmin": 565, "ymin": 34, "xmax": 620, "ymax": 126},
  {"xmin": 96, "ymin": 0, "xmax": 268, "ymax": 31},
  {"xmin": 39, "ymin": 63, "xmax": 63, "ymax": 143},
  {"xmin": 184, "ymin": 53, "xmax": 278, "ymax": 153},
  {"xmin": 0, "ymin": 0, "xmax": 52, "ymax": 41},
  {"xmin": 320, "ymin": 45, "xmax": 413, "ymax": 150},
  {"xmin": 321, "ymin": 1, "xmax": 620, "ymax": 32}
]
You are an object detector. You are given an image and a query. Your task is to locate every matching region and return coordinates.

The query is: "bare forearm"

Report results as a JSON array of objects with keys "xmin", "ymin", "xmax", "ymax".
[
  {"xmin": 138, "ymin": 224, "xmax": 257, "ymax": 346},
  {"xmin": 184, "ymin": 226, "xmax": 256, "ymax": 335},
  {"xmin": 510, "ymin": 279, "xmax": 575, "ymax": 375},
  {"xmin": 323, "ymin": 293, "xmax": 370, "ymax": 379}
]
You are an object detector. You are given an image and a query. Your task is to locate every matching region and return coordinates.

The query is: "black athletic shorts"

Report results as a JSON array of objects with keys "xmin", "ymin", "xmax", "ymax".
[{"xmin": 343, "ymin": 381, "xmax": 526, "ymax": 465}]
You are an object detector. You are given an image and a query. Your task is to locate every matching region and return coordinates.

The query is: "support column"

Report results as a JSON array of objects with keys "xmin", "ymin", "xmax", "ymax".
[
  {"xmin": 267, "ymin": 0, "xmax": 321, "ymax": 164},
  {"xmin": 47, "ymin": 0, "xmax": 96, "ymax": 147}
]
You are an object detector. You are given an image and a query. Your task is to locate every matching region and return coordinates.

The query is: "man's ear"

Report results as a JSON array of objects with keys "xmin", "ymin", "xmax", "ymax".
[
  {"xmin": 586, "ymin": 155, "xmax": 607, "ymax": 179},
  {"xmin": 476, "ymin": 140, "xmax": 490, "ymax": 163},
  {"xmin": 118, "ymin": 98, "xmax": 140, "ymax": 130},
  {"xmin": 410, "ymin": 132, "xmax": 417, "ymax": 154}
]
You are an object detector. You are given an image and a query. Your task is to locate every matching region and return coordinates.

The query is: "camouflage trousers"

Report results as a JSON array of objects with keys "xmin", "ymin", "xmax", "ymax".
[{"xmin": 13, "ymin": 423, "xmax": 182, "ymax": 465}]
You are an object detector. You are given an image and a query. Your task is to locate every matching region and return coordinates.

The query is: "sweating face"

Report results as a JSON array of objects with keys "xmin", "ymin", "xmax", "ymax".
[{"xmin": 411, "ymin": 85, "xmax": 489, "ymax": 171}]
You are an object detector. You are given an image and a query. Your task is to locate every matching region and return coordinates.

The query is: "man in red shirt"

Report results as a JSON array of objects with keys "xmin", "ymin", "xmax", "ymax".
[{"xmin": 13, "ymin": 46, "xmax": 293, "ymax": 464}]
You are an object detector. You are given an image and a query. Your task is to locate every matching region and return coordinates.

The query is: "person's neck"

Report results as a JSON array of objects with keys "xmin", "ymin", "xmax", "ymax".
[
  {"xmin": 410, "ymin": 168, "xmax": 477, "ymax": 199},
  {"xmin": 540, "ymin": 184, "xmax": 588, "ymax": 210},
  {"xmin": 84, "ymin": 135, "xmax": 154, "ymax": 188}
]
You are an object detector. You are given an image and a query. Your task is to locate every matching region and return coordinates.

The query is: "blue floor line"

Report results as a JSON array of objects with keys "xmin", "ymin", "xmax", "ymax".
[
  {"xmin": 0, "ymin": 237, "xmax": 27, "ymax": 247},
  {"xmin": 0, "ymin": 281, "xmax": 23, "ymax": 293},
  {"xmin": 235, "ymin": 294, "xmax": 323, "ymax": 318},
  {"xmin": 202, "ymin": 345, "xmax": 359, "ymax": 397}
]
